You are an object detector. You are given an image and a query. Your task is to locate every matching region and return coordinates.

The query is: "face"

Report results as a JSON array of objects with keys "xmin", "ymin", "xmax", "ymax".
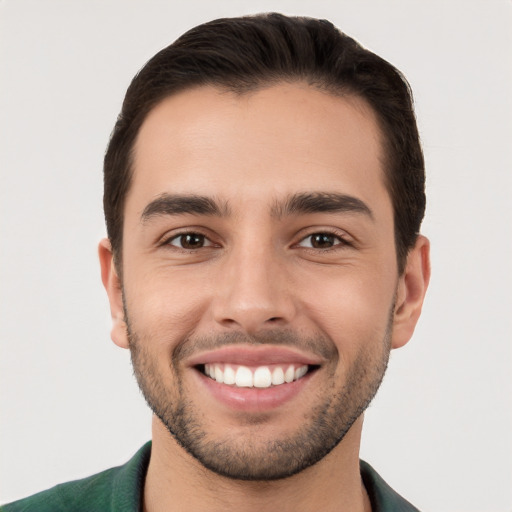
[{"xmin": 101, "ymin": 83, "xmax": 428, "ymax": 480}]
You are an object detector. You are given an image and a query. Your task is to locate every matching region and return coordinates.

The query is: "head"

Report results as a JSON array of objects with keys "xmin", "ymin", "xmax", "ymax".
[
  {"xmin": 100, "ymin": 13, "xmax": 430, "ymax": 481},
  {"xmin": 103, "ymin": 13, "xmax": 425, "ymax": 276}
]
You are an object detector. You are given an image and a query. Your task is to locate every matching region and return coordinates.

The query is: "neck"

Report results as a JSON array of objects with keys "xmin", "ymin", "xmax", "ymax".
[{"xmin": 143, "ymin": 415, "xmax": 371, "ymax": 512}]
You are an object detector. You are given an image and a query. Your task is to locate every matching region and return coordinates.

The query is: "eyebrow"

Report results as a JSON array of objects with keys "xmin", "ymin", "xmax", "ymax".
[
  {"xmin": 141, "ymin": 193, "xmax": 230, "ymax": 222},
  {"xmin": 140, "ymin": 191, "xmax": 373, "ymax": 223},
  {"xmin": 272, "ymin": 192, "xmax": 373, "ymax": 219}
]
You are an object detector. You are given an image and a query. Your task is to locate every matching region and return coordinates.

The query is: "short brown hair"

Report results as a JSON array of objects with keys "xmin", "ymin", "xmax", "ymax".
[{"xmin": 104, "ymin": 13, "xmax": 425, "ymax": 273}]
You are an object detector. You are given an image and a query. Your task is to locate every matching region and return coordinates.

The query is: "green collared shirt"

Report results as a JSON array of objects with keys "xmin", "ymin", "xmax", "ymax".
[{"xmin": 2, "ymin": 442, "xmax": 419, "ymax": 511}]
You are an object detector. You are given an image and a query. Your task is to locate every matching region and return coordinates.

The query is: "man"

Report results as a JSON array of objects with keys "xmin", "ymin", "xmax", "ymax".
[{"xmin": 3, "ymin": 13, "xmax": 430, "ymax": 512}]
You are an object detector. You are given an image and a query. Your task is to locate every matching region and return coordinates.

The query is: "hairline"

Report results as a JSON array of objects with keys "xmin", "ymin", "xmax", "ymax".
[{"xmin": 112, "ymin": 79, "xmax": 405, "ymax": 275}]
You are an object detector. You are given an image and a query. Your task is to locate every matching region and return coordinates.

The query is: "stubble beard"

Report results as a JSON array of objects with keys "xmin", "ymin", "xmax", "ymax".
[{"xmin": 125, "ymin": 307, "xmax": 392, "ymax": 481}]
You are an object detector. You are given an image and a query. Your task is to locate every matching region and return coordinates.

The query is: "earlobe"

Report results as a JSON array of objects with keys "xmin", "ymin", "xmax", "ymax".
[
  {"xmin": 392, "ymin": 235, "xmax": 431, "ymax": 349},
  {"xmin": 98, "ymin": 238, "xmax": 129, "ymax": 349}
]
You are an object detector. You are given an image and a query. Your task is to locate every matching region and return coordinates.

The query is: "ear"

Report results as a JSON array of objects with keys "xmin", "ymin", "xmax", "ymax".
[
  {"xmin": 392, "ymin": 235, "xmax": 431, "ymax": 349},
  {"xmin": 98, "ymin": 238, "xmax": 129, "ymax": 349}
]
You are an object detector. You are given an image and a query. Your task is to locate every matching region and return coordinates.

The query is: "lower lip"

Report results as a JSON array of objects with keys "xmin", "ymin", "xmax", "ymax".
[{"xmin": 195, "ymin": 370, "xmax": 314, "ymax": 412}]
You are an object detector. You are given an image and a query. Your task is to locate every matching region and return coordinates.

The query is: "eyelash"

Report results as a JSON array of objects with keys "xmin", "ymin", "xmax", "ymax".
[
  {"xmin": 161, "ymin": 230, "xmax": 216, "ymax": 251},
  {"xmin": 296, "ymin": 231, "xmax": 351, "ymax": 251},
  {"xmin": 160, "ymin": 229, "xmax": 351, "ymax": 252}
]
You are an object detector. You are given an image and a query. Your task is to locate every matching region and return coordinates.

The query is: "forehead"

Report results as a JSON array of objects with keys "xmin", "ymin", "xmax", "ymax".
[{"xmin": 129, "ymin": 83, "xmax": 388, "ymax": 213}]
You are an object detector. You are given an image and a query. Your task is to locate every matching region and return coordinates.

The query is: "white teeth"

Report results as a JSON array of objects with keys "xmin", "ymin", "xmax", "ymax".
[
  {"xmin": 235, "ymin": 366, "xmax": 253, "ymax": 387},
  {"xmin": 284, "ymin": 365, "xmax": 295, "ymax": 383},
  {"xmin": 214, "ymin": 365, "xmax": 224, "ymax": 383},
  {"xmin": 271, "ymin": 367, "xmax": 285, "ymax": 385},
  {"xmin": 223, "ymin": 364, "xmax": 236, "ymax": 385},
  {"xmin": 295, "ymin": 365, "xmax": 308, "ymax": 380},
  {"xmin": 253, "ymin": 367, "xmax": 272, "ymax": 388},
  {"xmin": 204, "ymin": 363, "xmax": 310, "ymax": 388}
]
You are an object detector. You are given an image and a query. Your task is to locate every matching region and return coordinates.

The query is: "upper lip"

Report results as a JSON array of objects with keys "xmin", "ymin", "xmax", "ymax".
[{"xmin": 186, "ymin": 345, "xmax": 326, "ymax": 367}]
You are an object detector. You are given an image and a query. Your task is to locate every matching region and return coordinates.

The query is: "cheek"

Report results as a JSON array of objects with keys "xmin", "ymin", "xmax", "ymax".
[
  {"xmin": 299, "ymin": 265, "xmax": 396, "ymax": 351},
  {"xmin": 123, "ymin": 265, "xmax": 211, "ymax": 347}
]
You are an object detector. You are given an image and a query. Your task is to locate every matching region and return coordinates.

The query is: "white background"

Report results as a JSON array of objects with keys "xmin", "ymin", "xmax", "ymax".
[{"xmin": 1, "ymin": 1, "xmax": 511, "ymax": 510}]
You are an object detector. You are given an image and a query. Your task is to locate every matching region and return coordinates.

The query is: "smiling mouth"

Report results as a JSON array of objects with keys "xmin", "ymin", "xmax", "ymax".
[{"xmin": 198, "ymin": 363, "xmax": 319, "ymax": 389}]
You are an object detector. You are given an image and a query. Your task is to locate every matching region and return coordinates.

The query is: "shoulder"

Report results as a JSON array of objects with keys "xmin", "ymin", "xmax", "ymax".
[
  {"xmin": 360, "ymin": 460, "xmax": 421, "ymax": 512},
  {"xmin": 2, "ymin": 467, "xmax": 122, "ymax": 512},
  {"xmin": 1, "ymin": 443, "xmax": 151, "ymax": 512}
]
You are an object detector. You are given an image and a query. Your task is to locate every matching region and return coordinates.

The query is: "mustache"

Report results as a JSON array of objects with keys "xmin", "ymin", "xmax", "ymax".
[{"xmin": 173, "ymin": 329, "xmax": 337, "ymax": 362}]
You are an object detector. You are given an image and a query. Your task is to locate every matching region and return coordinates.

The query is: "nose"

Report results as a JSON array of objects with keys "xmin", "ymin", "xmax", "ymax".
[{"xmin": 211, "ymin": 243, "xmax": 297, "ymax": 333}]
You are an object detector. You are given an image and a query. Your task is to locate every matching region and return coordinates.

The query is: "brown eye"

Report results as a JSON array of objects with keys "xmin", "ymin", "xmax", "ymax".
[
  {"xmin": 181, "ymin": 234, "xmax": 205, "ymax": 249},
  {"xmin": 311, "ymin": 234, "xmax": 336, "ymax": 248},
  {"xmin": 168, "ymin": 233, "xmax": 210, "ymax": 249},
  {"xmin": 298, "ymin": 233, "xmax": 344, "ymax": 249}
]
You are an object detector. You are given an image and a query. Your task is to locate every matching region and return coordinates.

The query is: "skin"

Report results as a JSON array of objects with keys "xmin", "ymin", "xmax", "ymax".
[{"xmin": 99, "ymin": 83, "xmax": 430, "ymax": 512}]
